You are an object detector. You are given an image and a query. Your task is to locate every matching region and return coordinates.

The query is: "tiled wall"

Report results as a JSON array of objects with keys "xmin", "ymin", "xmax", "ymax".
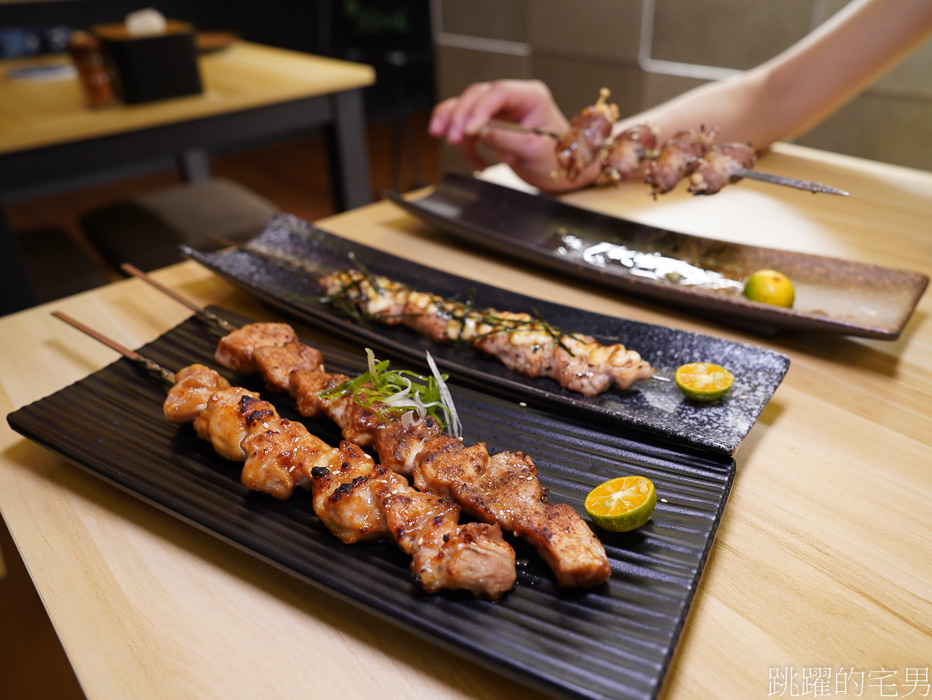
[{"xmin": 431, "ymin": 0, "xmax": 932, "ymax": 172}]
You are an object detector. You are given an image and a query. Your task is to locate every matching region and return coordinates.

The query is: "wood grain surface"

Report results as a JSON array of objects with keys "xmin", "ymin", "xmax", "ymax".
[
  {"xmin": 1, "ymin": 142, "xmax": 930, "ymax": 699},
  {"xmin": 0, "ymin": 41, "xmax": 375, "ymax": 155}
]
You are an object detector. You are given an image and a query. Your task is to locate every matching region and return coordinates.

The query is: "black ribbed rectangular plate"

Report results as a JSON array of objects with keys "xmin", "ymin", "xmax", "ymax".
[
  {"xmin": 184, "ymin": 213, "xmax": 790, "ymax": 456},
  {"xmin": 8, "ymin": 310, "xmax": 735, "ymax": 700},
  {"xmin": 385, "ymin": 173, "xmax": 928, "ymax": 339}
]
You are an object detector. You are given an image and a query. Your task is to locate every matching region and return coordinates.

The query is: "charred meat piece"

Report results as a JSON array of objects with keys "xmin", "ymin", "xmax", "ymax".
[
  {"xmin": 688, "ymin": 142, "xmax": 757, "ymax": 195},
  {"xmin": 253, "ymin": 341, "xmax": 324, "ymax": 393},
  {"xmin": 309, "ymin": 440, "xmax": 396, "ymax": 543},
  {"xmin": 164, "ymin": 364, "xmax": 516, "ymax": 597},
  {"xmin": 645, "ymin": 129, "xmax": 714, "ymax": 195},
  {"xmin": 215, "ymin": 322, "xmax": 296, "ymax": 373},
  {"xmin": 471, "ymin": 316, "xmax": 654, "ymax": 397},
  {"xmin": 412, "ymin": 438, "xmax": 611, "ymax": 588},
  {"xmin": 555, "ymin": 88, "xmax": 619, "ymax": 181},
  {"xmin": 163, "ymin": 363, "xmax": 231, "ymax": 424},
  {"xmin": 596, "ymin": 123, "xmax": 658, "ymax": 186},
  {"xmin": 374, "ymin": 478, "xmax": 516, "ymax": 598}
]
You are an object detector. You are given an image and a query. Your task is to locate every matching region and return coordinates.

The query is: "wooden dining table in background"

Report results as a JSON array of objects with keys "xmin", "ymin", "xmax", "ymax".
[
  {"xmin": 0, "ymin": 142, "xmax": 930, "ymax": 699},
  {"xmin": 0, "ymin": 40, "xmax": 375, "ymax": 314}
]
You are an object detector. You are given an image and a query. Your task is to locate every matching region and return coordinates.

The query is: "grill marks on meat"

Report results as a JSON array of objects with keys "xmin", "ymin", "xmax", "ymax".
[
  {"xmin": 308, "ymin": 440, "xmax": 395, "ymax": 543},
  {"xmin": 318, "ymin": 270, "xmax": 654, "ymax": 396},
  {"xmin": 374, "ymin": 478, "xmax": 516, "ymax": 596},
  {"xmin": 164, "ymin": 362, "xmax": 516, "ymax": 598},
  {"xmin": 411, "ymin": 439, "xmax": 611, "ymax": 587},
  {"xmin": 471, "ymin": 319, "xmax": 654, "ymax": 397},
  {"xmin": 215, "ymin": 323, "xmax": 611, "ymax": 588}
]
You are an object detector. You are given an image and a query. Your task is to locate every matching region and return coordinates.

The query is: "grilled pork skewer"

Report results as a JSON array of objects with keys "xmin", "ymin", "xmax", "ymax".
[
  {"xmin": 687, "ymin": 142, "xmax": 757, "ymax": 195},
  {"xmin": 53, "ymin": 312, "xmax": 517, "ymax": 599},
  {"xmin": 595, "ymin": 123, "xmax": 659, "ymax": 186},
  {"xmin": 644, "ymin": 128, "xmax": 716, "ymax": 196},
  {"xmin": 215, "ymin": 323, "xmax": 612, "ymax": 588},
  {"xmin": 318, "ymin": 269, "xmax": 654, "ymax": 397},
  {"xmin": 552, "ymin": 91, "xmax": 847, "ymax": 195}
]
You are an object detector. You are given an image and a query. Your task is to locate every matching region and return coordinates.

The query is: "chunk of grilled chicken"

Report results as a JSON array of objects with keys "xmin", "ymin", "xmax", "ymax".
[
  {"xmin": 178, "ymin": 375, "xmax": 317, "ymax": 499},
  {"xmin": 373, "ymin": 478, "xmax": 516, "ymax": 597},
  {"xmin": 164, "ymin": 363, "xmax": 232, "ymax": 424},
  {"xmin": 289, "ymin": 368, "xmax": 447, "ymax": 476},
  {"xmin": 254, "ymin": 341, "xmax": 324, "ymax": 392},
  {"xmin": 165, "ymin": 364, "xmax": 516, "ymax": 596},
  {"xmin": 215, "ymin": 322, "xmax": 297, "ymax": 373},
  {"xmin": 411, "ymin": 438, "xmax": 611, "ymax": 587},
  {"xmin": 318, "ymin": 270, "xmax": 654, "ymax": 396},
  {"xmin": 193, "ymin": 386, "xmax": 266, "ymax": 461},
  {"xmin": 307, "ymin": 440, "xmax": 396, "ymax": 543}
]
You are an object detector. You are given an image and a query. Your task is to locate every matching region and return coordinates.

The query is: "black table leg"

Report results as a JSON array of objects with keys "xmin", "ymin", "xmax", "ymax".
[
  {"xmin": 0, "ymin": 207, "xmax": 39, "ymax": 316},
  {"xmin": 177, "ymin": 148, "xmax": 212, "ymax": 183},
  {"xmin": 325, "ymin": 88, "xmax": 372, "ymax": 212}
]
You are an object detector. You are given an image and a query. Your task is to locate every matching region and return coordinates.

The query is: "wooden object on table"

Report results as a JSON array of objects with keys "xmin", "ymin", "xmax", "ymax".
[{"xmin": 0, "ymin": 143, "xmax": 930, "ymax": 699}]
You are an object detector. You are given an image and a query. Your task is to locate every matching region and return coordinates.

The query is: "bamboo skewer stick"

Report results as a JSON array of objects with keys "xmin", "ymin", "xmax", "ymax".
[{"xmin": 51, "ymin": 310, "xmax": 176, "ymax": 385}]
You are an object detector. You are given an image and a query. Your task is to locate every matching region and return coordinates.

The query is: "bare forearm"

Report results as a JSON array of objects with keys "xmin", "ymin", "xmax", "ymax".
[{"xmin": 618, "ymin": 0, "xmax": 932, "ymax": 149}]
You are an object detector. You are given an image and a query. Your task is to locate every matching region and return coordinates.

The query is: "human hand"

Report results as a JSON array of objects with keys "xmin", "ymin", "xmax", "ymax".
[{"xmin": 429, "ymin": 79, "xmax": 598, "ymax": 192}]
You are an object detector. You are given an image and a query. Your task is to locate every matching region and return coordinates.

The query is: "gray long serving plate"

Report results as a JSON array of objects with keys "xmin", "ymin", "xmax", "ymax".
[
  {"xmin": 385, "ymin": 173, "xmax": 928, "ymax": 339},
  {"xmin": 8, "ymin": 311, "xmax": 736, "ymax": 700},
  {"xmin": 185, "ymin": 213, "xmax": 790, "ymax": 456}
]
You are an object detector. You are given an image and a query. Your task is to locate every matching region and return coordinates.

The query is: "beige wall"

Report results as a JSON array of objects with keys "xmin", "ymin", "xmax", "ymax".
[{"xmin": 431, "ymin": 0, "xmax": 932, "ymax": 173}]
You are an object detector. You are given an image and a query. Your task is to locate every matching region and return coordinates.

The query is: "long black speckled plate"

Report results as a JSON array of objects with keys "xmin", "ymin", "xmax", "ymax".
[
  {"xmin": 8, "ymin": 311, "xmax": 735, "ymax": 700},
  {"xmin": 185, "ymin": 213, "xmax": 789, "ymax": 455},
  {"xmin": 385, "ymin": 173, "xmax": 928, "ymax": 339}
]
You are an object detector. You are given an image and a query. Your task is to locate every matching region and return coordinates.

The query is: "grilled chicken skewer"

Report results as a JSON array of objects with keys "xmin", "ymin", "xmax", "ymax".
[
  {"xmin": 53, "ymin": 312, "xmax": 517, "ymax": 599},
  {"xmin": 215, "ymin": 322, "xmax": 612, "ymax": 588},
  {"xmin": 318, "ymin": 269, "xmax": 655, "ymax": 397},
  {"xmin": 114, "ymin": 268, "xmax": 612, "ymax": 588}
]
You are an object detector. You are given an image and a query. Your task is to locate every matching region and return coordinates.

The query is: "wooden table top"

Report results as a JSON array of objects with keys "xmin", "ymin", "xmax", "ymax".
[
  {"xmin": 1, "ymin": 143, "xmax": 930, "ymax": 699},
  {"xmin": 0, "ymin": 40, "xmax": 375, "ymax": 155}
]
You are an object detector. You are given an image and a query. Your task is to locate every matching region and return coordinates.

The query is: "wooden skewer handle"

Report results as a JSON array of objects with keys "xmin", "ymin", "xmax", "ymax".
[{"xmin": 51, "ymin": 310, "xmax": 176, "ymax": 385}]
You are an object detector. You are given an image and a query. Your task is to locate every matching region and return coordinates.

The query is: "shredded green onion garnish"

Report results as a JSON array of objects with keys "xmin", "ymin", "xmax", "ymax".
[{"xmin": 319, "ymin": 349, "xmax": 462, "ymax": 438}]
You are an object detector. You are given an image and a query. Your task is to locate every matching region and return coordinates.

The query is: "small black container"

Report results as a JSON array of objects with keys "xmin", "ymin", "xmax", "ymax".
[{"xmin": 94, "ymin": 20, "xmax": 203, "ymax": 104}]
